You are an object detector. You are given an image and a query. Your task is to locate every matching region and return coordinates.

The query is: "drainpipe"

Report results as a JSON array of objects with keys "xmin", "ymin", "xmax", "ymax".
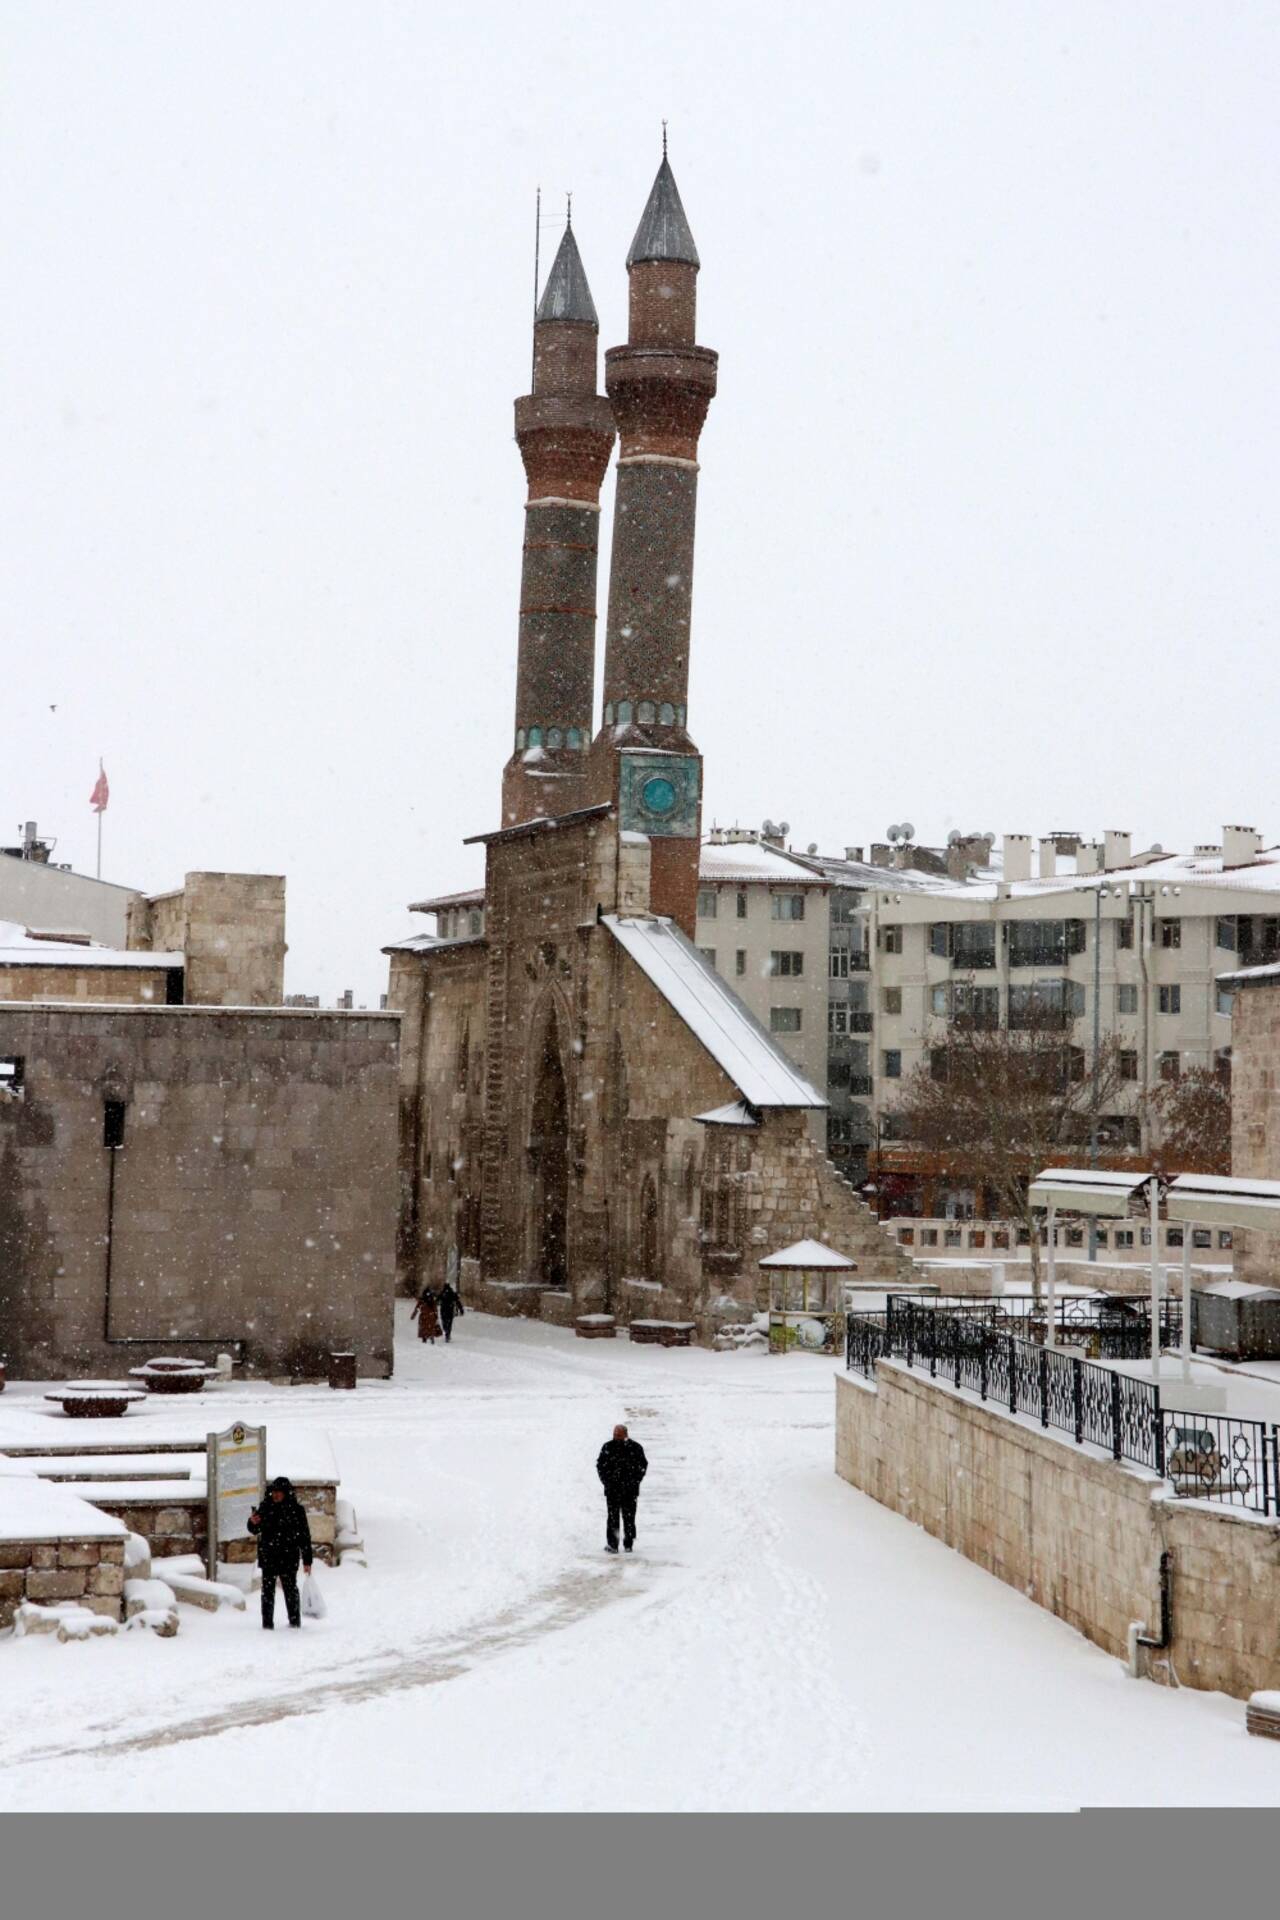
[{"xmin": 1128, "ymin": 1550, "xmax": 1174, "ymax": 1675}]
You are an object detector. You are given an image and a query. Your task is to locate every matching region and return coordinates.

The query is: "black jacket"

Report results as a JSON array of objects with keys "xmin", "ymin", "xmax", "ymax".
[
  {"xmin": 247, "ymin": 1478, "xmax": 313, "ymax": 1569},
  {"xmin": 596, "ymin": 1438, "xmax": 648, "ymax": 1497},
  {"xmin": 439, "ymin": 1284, "xmax": 464, "ymax": 1321}
]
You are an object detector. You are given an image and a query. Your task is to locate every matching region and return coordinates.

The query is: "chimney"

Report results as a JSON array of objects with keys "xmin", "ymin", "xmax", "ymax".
[
  {"xmin": 1223, "ymin": 825, "xmax": 1261, "ymax": 869},
  {"xmin": 1075, "ymin": 842, "xmax": 1102, "ymax": 875},
  {"xmin": 1193, "ymin": 843, "xmax": 1222, "ymax": 860},
  {"xmin": 1037, "ymin": 838, "xmax": 1058, "ymax": 881},
  {"xmin": 871, "ymin": 843, "xmax": 891, "ymax": 868},
  {"xmin": 1103, "ymin": 831, "xmax": 1131, "ymax": 870},
  {"xmin": 844, "ymin": 846, "xmax": 864, "ymax": 864},
  {"xmin": 1003, "ymin": 834, "xmax": 1032, "ymax": 884},
  {"xmin": 708, "ymin": 826, "xmax": 726, "ymax": 845}
]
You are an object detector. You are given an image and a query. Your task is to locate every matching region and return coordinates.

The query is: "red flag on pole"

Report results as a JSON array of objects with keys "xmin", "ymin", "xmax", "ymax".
[{"xmin": 90, "ymin": 762, "xmax": 109, "ymax": 813}]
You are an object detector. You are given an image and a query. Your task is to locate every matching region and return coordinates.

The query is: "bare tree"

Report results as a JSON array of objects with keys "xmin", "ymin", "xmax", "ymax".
[
  {"xmin": 887, "ymin": 993, "xmax": 1129, "ymax": 1297},
  {"xmin": 1147, "ymin": 1064, "xmax": 1232, "ymax": 1176}
]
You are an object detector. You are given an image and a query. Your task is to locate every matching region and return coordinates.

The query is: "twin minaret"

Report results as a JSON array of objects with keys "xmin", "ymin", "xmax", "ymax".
[{"xmin": 502, "ymin": 150, "xmax": 718, "ymax": 932}]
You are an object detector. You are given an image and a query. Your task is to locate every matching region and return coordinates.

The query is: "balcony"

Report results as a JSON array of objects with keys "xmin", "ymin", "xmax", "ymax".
[
  {"xmin": 951, "ymin": 950, "xmax": 997, "ymax": 971},
  {"xmin": 848, "ymin": 950, "xmax": 871, "ymax": 972},
  {"xmin": 848, "ymin": 1011, "xmax": 874, "ymax": 1033},
  {"xmin": 848, "ymin": 1076, "xmax": 874, "ymax": 1097}
]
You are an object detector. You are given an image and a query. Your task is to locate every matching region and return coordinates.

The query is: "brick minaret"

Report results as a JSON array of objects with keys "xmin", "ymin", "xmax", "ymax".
[
  {"xmin": 593, "ymin": 147, "xmax": 718, "ymax": 936},
  {"xmin": 502, "ymin": 222, "xmax": 615, "ymax": 828}
]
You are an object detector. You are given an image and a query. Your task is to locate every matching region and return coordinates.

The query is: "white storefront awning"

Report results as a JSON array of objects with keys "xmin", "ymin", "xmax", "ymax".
[
  {"xmin": 1027, "ymin": 1167, "xmax": 1153, "ymax": 1216},
  {"xmin": 1166, "ymin": 1173, "xmax": 1280, "ymax": 1233}
]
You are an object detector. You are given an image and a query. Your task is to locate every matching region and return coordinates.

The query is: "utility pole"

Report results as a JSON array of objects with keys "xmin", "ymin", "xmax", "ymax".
[{"xmin": 1088, "ymin": 885, "xmax": 1102, "ymax": 1260}]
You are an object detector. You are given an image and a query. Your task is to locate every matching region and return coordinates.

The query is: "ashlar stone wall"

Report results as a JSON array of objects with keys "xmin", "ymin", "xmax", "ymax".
[
  {"xmin": 1230, "ymin": 975, "xmax": 1280, "ymax": 1286},
  {"xmin": 836, "ymin": 1361, "xmax": 1280, "ymax": 1700}
]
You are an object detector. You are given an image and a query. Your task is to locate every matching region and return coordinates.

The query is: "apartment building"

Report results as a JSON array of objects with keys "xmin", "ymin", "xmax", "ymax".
[{"xmin": 802, "ymin": 826, "xmax": 1274, "ymax": 1211}]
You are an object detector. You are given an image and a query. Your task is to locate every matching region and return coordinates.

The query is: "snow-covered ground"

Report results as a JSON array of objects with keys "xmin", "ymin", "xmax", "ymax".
[{"xmin": 2, "ymin": 1303, "xmax": 1279, "ymax": 1811}]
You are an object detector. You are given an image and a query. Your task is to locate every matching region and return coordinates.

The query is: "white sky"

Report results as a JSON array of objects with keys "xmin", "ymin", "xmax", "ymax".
[{"xmin": 3, "ymin": 2, "xmax": 1277, "ymax": 1000}]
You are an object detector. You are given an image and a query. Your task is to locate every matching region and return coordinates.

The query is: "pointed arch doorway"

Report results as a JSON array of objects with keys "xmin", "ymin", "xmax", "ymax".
[{"xmin": 529, "ymin": 1011, "xmax": 569, "ymax": 1289}]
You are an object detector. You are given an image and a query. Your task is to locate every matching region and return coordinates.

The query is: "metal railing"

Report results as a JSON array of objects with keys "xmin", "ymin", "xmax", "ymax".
[
  {"xmin": 846, "ymin": 1298, "xmax": 1280, "ymax": 1511},
  {"xmin": 913, "ymin": 1292, "xmax": 1183, "ymax": 1360}
]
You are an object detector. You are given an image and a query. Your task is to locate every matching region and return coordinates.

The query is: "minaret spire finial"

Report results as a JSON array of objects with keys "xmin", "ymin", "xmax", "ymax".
[
  {"xmin": 662, "ymin": 119, "xmax": 668, "ymax": 159},
  {"xmin": 566, "ymin": 190, "xmax": 572, "ymax": 228}
]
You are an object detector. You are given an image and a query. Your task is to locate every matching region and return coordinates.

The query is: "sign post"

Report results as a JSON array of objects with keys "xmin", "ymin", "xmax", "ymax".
[{"xmin": 207, "ymin": 1421, "xmax": 266, "ymax": 1581}]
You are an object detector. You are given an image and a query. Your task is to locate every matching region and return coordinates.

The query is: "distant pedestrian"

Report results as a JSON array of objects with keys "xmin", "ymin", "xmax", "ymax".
[
  {"xmin": 247, "ymin": 1476, "xmax": 314, "ymax": 1630},
  {"xmin": 412, "ymin": 1285, "xmax": 442, "ymax": 1345},
  {"xmin": 596, "ymin": 1423, "xmax": 648, "ymax": 1555},
  {"xmin": 439, "ymin": 1281, "xmax": 464, "ymax": 1344}
]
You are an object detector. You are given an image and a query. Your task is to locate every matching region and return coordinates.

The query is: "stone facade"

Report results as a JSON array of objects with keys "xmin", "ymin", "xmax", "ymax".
[
  {"xmin": 128, "ymin": 872, "xmax": 287, "ymax": 1005},
  {"xmin": 0, "ymin": 1535, "xmax": 126, "ymax": 1630},
  {"xmin": 0, "ymin": 1004, "xmax": 398, "ymax": 1379},
  {"xmin": 836, "ymin": 1363, "xmax": 1280, "ymax": 1700},
  {"xmin": 0, "ymin": 959, "xmax": 176, "ymax": 1005}
]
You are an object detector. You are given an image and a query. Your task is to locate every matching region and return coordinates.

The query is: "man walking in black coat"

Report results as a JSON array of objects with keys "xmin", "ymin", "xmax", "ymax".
[
  {"xmin": 247, "ymin": 1475, "xmax": 314, "ymax": 1629},
  {"xmin": 438, "ymin": 1280, "xmax": 464, "ymax": 1344},
  {"xmin": 596, "ymin": 1423, "xmax": 648, "ymax": 1555}
]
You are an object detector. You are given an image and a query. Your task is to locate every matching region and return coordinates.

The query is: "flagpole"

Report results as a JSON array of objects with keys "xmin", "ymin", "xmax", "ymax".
[{"xmin": 97, "ymin": 805, "xmax": 102, "ymax": 880}]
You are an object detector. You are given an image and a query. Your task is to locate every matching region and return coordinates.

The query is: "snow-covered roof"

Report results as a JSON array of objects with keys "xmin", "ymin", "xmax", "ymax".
[
  {"xmin": 382, "ymin": 929, "xmax": 484, "ymax": 957},
  {"xmin": 0, "ymin": 919, "xmax": 183, "ymax": 969},
  {"xmin": 759, "ymin": 1239, "xmax": 857, "ymax": 1270},
  {"xmin": 603, "ymin": 914, "xmax": 826, "ymax": 1111},
  {"xmin": 1219, "ymin": 960, "xmax": 1280, "ymax": 987},
  {"xmin": 1028, "ymin": 1167, "xmax": 1152, "ymax": 1215},
  {"xmin": 865, "ymin": 847, "xmax": 1280, "ymax": 910},
  {"xmin": 1196, "ymin": 1278, "xmax": 1280, "ymax": 1302},
  {"xmin": 699, "ymin": 840, "xmax": 828, "ymax": 887},
  {"xmin": 407, "ymin": 887, "xmax": 485, "ymax": 914},
  {"xmin": 695, "ymin": 1100, "xmax": 760, "ymax": 1127},
  {"xmin": 1167, "ymin": 1173, "xmax": 1280, "ymax": 1232}
]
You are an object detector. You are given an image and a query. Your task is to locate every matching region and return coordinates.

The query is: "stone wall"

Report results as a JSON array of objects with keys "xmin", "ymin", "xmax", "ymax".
[
  {"xmin": 92, "ymin": 1484, "xmax": 338, "ymax": 1566},
  {"xmin": 0, "ymin": 1536, "xmax": 126, "ymax": 1628},
  {"xmin": 1230, "ymin": 974, "xmax": 1280, "ymax": 1286},
  {"xmin": 836, "ymin": 1362, "xmax": 1280, "ymax": 1699},
  {"xmin": 0, "ymin": 1004, "xmax": 398, "ymax": 1379},
  {"xmin": 128, "ymin": 872, "xmax": 287, "ymax": 1005},
  {"xmin": 0, "ymin": 961, "xmax": 174, "ymax": 1004}
]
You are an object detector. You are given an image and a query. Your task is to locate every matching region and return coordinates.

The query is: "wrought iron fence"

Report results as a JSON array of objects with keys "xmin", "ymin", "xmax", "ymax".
[
  {"xmin": 846, "ymin": 1299, "xmax": 1280, "ymax": 1513},
  {"xmin": 915, "ymin": 1292, "xmax": 1182, "ymax": 1360}
]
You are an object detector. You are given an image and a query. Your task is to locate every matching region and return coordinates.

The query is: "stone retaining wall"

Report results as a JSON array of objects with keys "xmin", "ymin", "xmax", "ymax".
[
  {"xmin": 836, "ymin": 1362, "xmax": 1280, "ymax": 1700},
  {"xmin": 0, "ymin": 1537, "xmax": 126, "ymax": 1628},
  {"xmin": 89, "ymin": 1485, "xmax": 338, "ymax": 1566}
]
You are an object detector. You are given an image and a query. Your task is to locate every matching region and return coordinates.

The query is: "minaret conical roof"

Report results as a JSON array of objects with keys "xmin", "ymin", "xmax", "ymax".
[
  {"xmin": 626, "ymin": 155, "xmax": 700, "ymax": 270},
  {"xmin": 535, "ymin": 226, "xmax": 598, "ymax": 325}
]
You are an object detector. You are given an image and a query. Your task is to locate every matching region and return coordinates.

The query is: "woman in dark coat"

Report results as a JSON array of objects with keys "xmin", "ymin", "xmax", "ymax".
[
  {"xmin": 411, "ymin": 1285, "xmax": 442, "ymax": 1345},
  {"xmin": 247, "ymin": 1475, "xmax": 314, "ymax": 1630}
]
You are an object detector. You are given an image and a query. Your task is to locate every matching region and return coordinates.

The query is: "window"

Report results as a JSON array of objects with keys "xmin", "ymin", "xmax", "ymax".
[
  {"xmin": 1192, "ymin": 1227, "xmax": 1211, "ymax": 1250},
  {"xmin": 1116, "ymin": 920, "xmax": 1134, "ymax": 951},
  {"xmin": 829, "ymin": 1059, "xmax": 851, "ymax": 1088},
  {"xmin": 735, "ymin": 950, "xmax": 746, "ymax": 977},
  {"xmin": 1120, "ymin": 1049, "xmax": 1139, "ymax": 1081},
  {"xmin": 1166, "ymin": 1227, "xmax": 1184, "ymax": 1248},
  {"xmin": 1219, "ymin": 1230, "xmax": 1233, "ymax": 1250},
  {"xmin": 699, "ymin": 947, "xmax": 717, "ymax": 970},
  {"xmin": 953, "ymin": 983, "xmax": 999, "ymax": 1028},
  {"xmin": 736, "ymin": 891, "xmax": 748, "ymax": 920},
  {"xmin": 103, "ymin": 1099, "xmax": 127, "ymax": 1150},
  {"xmin": 882, "ymin": 925, "xmax": 903, "ymax": 954},
  {"xmin": 1008, "ymin": 979, "xmax": 1084, "ymax": 1028},
  {"xmin": 829, "ymin": 949, "xmax": 849, "ymax": 979},
  {"xmin": 930, "ymin": 984, "xmax": 949, "ymax": 1017},
  {"xmin": 1215, "ymin": 1047, "xmax": 1232, "ymax": 1081},
  {"xmin": 952, "ymin": 923, "xmax": 997, "ymax": 969},
  {"xmin": 1159, "ymin": 920, "xmax": 1182, "ymax": 949},
  {"xmin": 1115, "ymin": 984, "xmax": 1138, "ymax": 1015},
  {"xmin": 1159, "ymin": 1051, "xmax": 1181, "ymax": 1082},
  {"xmin": 929, "ymin": 1046, "xmax": 949, "ymax": 1082},
  {"xmin": 1216, "ymin": 986, "xmax": 1234, "ymax": 1017},
  {"xmin": 928, "ymin": 923, "xmax": 952, "ymax": 958},
  {"xmin": 883, "ymin": 1049, "xmax": 902, "ymax": 1079},
  {"xmin": 1007, "ymin": 920, "xmax": 1086, "ymax": 967},
  {"xmin": 1216, "ymin": 917, "xmax": 1237, "ymax": 953},
  {"xmin": 882, "ymin": 987, "xmax": 902, "ymax": 1015},
  {"xmin": 829, "ymin": 1004, "xmax": 849, "ymax": 1036},
  {"xmin": 1158, "ymin": 985, "xmax": 1181, "ymax": 1015},
  {"xmin": 468, "ymin": 910, "xmax": 482, "ymax": 937},
  {"xmin": 697, "ymin": 888, "xmax": 718, "ymax": 919},
  {"xmin": 770, "ymin": 951, "xmax": 804, "ymax": 977},
  {"xmin": 0, "ymin": 1056, "xmax": 25, "ymax": 1097},
  {"xmin": 771, "ymin": 894, "xmax": 806, "ymax": 921},
  {"xmin": 770, "ymin": 1007, "xmax": 802, "ymax": 1034},
  {"xmin": 1114, "ymin": 1229, "xmax": 1134, "ymax": 1250}
]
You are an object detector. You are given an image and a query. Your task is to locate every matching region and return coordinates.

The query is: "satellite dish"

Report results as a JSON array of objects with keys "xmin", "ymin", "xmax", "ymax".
[
  {"xmin": 947, "ymin": 829, "xmax": 961, "ymax": 845},
  {"xmin": 887, "ymin": 825, "xmax": 901, "ymax": 843},
  {"xmin": 1152, "ymin": 843, "xmax": 1163, "ymax": 853},
  {"xmin": 779, "ymin": 821, "xmax": 790, "ymax": 836},
  {"xmin": 902, "ymin": 822, "xmax": 915, "ymax": 842},
  {"xmin": 762, "ymin": 819, "xmax": 775, "ymax": 836},
  {"xmin": 807, "ymin": 842, "xmax": 818, "ymax": 855}
]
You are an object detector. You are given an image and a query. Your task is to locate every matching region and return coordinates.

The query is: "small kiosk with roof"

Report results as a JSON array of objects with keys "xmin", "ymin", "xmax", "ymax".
[{"xmin": 760, "ymin": 1240, "xmax": 857, "ymax": 1353}]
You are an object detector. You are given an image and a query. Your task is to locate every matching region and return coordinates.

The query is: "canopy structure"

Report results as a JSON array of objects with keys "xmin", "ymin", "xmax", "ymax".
[
  {"xmin": 759, "ymin": 1241, "xmax": 856, "ymax": 1354},
  {"xmin": 1166, "ymin": 1174, "xmax": 1280, "ymax": 1233},
  {"xmin": 1028, "ymin": 1168, "xmax": 1153, "ymax": 1217},
  {"xmin": 759, "ymin": 1239, "xmax": 857, "ymax": 1271}
]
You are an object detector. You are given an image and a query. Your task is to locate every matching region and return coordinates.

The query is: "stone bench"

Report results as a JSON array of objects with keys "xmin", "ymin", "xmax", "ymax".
[
  {"xmin": 629, "ymin": 1321, "xmax": 696, "ymax": 1348},
  {"xmin": 575, "ymin": 1316, "xmax": 617, "ymax": 1340}
]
